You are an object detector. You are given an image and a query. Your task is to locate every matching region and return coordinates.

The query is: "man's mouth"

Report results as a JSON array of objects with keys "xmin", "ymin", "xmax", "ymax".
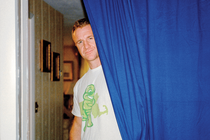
[{"xmin": 85, "ymin": 49, "xmax": 94, "ymax": 55}]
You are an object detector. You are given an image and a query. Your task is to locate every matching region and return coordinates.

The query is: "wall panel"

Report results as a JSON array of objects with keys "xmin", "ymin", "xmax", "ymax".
[
  {"xmin": 49, "ymin": 6, "xmax": 56, "ymax": 140},
  {"xmin": 29, "ymin": 0, "xmax": 64, "ymax": 139},
  {"xmin": 42, "ymin": 1, "xmax": 50, "ymax": 140},
  {"xmin": 34, "ymin": 0, "xmax": 42, "ymax": 139}
]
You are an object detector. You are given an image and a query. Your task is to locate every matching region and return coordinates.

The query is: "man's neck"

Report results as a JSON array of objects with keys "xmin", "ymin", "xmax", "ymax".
[{"xmin": 88, "ymin": 59, "xmax": 101, "ymax": 69}]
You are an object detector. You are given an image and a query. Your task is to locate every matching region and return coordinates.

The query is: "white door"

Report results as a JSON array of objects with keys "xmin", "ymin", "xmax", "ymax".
[{"xmin": 29, "ymin": 13, "xmax": 35, "ymax": 140}]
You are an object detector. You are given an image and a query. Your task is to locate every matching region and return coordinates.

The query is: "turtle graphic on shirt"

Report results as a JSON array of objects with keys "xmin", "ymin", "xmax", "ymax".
[{"xmin": 80, "ymin": 84, "xmax": 108, "ymax": 132}]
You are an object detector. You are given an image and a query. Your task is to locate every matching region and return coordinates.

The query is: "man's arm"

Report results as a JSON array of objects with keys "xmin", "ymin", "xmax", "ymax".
[{"xmin": 70, "ymin": 116, "xmax": 82, "ymax": 140}]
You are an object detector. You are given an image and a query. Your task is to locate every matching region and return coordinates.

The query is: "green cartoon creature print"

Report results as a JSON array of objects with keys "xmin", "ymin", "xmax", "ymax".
[{"xmin": 80, "ymin": 84, "xmax": 108, "ymax": 132}]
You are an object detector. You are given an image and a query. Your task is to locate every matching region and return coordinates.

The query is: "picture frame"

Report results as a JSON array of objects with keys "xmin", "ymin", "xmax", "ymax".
[
  {"xmin": 63, "ymin": 61, "xmax": 74, "ymax": 81},
  {"xmin": 40, "ymin": 39, "xmax": 51, "ymax": 72},
  {"xmin": 51, "ymin": 52, "xmax": 60, "ymax": 81}
]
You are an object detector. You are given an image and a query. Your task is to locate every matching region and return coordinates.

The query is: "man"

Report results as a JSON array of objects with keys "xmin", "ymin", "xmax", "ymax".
[{"xmin": 70, "ymin": 18, "xmax": 122, "ymax": 140}]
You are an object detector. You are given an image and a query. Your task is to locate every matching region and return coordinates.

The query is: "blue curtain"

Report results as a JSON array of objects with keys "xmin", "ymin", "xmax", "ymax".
[{"xmin": 83, "ymin": 0, "xmax": 210, "ymax": 139}]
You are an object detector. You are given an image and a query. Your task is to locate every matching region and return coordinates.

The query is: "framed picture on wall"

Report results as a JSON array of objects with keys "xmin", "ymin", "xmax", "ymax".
[
  {"xmin": 51, "ymin": 52, "xmax": 60, "ymax": 81},
  {"xmin": 63, "ymin": 61, "xmax": 74, "ymax": 81},
  {"xmin": 40, "ymin": 39, "xmax": 51, "ymax": 72}
]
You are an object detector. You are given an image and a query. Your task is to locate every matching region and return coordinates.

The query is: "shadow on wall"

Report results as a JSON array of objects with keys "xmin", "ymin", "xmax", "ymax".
[{"xmin": 63, "ymin": 94, "xmax": 74, "ymax": 140}]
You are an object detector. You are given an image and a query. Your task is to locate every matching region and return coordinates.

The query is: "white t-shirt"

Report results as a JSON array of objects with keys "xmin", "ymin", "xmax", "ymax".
[{"xmin": 72, "ymin": 65, "xmax": 122, "ymax": 140}]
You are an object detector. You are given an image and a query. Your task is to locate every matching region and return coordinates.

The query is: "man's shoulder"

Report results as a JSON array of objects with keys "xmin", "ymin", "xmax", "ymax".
[
  {"xmin": 74, "ymin": 70, "xmax": 89, "ymax": 89},
  {"xmin": 76, "ymin": 70, "xmax": 89, "ymax": 82}
]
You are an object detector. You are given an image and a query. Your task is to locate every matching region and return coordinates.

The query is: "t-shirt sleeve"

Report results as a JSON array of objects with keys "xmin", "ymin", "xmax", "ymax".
[{"xmin": 71, "ymin": 83, "xmax": 82, "ymax": 117}]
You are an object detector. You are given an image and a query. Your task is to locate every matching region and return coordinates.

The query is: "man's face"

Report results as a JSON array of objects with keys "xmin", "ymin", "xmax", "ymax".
[{"xmin": 72, "ymin": 25, "xmax": 99, "ymax": 64}]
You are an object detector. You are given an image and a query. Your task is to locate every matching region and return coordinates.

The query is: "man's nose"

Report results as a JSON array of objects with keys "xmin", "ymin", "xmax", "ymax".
[{"xmin": 84, "ymin": 41, "xmax": 90, "ymax": 49}]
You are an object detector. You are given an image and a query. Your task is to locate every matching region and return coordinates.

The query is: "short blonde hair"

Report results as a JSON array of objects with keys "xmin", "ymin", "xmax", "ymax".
[{"xmin": 72, "ymin": 18, "xmax": 90, "ymax": 34}]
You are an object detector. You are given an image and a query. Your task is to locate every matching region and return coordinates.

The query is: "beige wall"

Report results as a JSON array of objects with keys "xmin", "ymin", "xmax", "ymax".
[
  {"xmin": 29, "ymin": 0, "xmax": 64, "ymax": 139},
  {"xmin": 63, "ymin": 25, "xmax": 75, "ymax": 47},
  {"xmin": 63, "ymin": 46, "xmax": 79, "ymax": 95}
]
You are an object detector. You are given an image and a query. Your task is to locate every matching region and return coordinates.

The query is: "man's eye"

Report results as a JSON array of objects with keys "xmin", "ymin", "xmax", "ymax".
[
  {"xmin": 78, "ymin": 40, "xmax": 83, "ymax": 44},
  {"xmin": 89, "ymin": 37, "xmax": 94, "ymax": 40}
]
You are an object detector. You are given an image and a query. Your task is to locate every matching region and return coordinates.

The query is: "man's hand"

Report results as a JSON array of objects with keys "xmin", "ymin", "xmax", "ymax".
[{"xmin": 70, "ymin": 116, "xmax": 82, "ymax": 140}]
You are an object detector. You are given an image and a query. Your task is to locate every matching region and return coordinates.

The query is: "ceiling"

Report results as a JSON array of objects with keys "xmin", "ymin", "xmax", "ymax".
[{"xmin": 43, "ymin": 0, "xmax": 86, "ymax": 47}]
